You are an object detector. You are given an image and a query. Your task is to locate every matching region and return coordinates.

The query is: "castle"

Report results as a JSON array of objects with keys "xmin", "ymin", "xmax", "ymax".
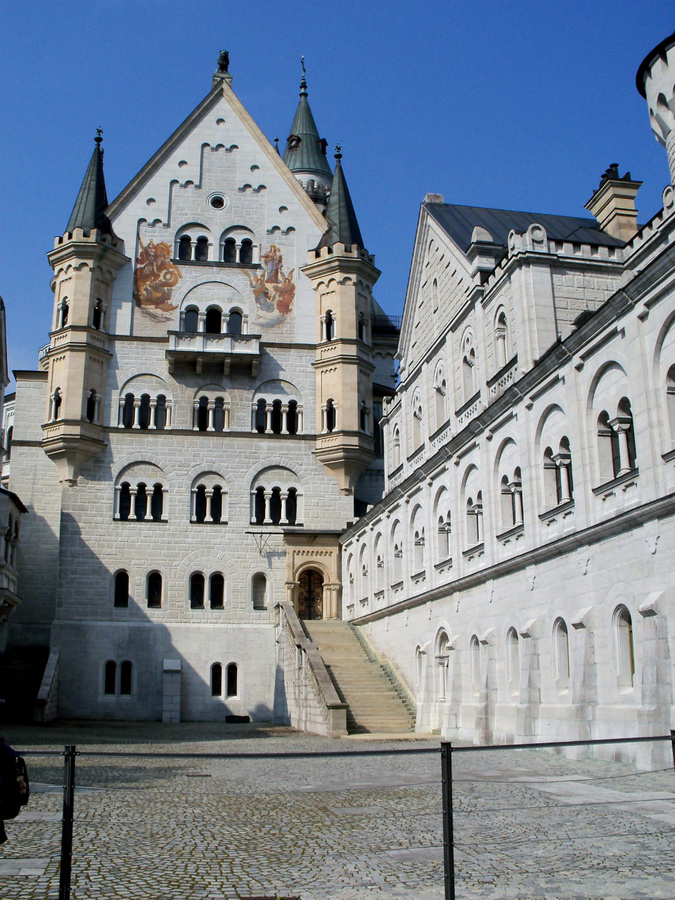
[{"xmin": 2, "ymin": 33, "xmax": 675, "ymax": 760}]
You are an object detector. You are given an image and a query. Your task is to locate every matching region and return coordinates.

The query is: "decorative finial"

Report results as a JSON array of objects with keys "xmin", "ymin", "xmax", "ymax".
[
  {"xmin": 217, "ymin": 50, "xmax": 230, "ymax": 73},
  {"xmin": 95, "ymin": 127, "xmax": 103, "ymax": 145},
  {"xmin": 300, "ymin": 55, "xmax": 307, "ymax": 94},
  {"xmin": 301, "ymin": 55, "xmax": 306, "ymax": 75},
  {"xmin": 274, "ymin": 137, "xmax": 280, "ymax": 155},
  {"xmin": 334, "ymin": 144, "xmax": 342, "ymax": 161}
]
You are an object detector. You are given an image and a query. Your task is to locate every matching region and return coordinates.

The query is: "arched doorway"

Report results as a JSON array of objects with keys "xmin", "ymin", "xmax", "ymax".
[{"xmin": 297, "ymin": 569, "xmax": 324, "ymax": 620}]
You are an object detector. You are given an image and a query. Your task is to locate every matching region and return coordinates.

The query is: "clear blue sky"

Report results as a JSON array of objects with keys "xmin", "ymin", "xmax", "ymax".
[{"xmin": 1, "ymin": 2, "xmax": 673, "ymax": 384}]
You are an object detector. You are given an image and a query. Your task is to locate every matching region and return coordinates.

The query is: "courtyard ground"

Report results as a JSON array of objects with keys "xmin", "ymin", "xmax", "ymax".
[{"xmin": 1, "ymin": 722, "xmax": 674, "ymax": 900}]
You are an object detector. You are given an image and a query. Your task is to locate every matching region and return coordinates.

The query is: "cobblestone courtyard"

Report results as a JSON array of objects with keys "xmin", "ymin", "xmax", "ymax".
[{"xmin": 1, "ymin": 723, "xmax": 675, "ymax": 900}]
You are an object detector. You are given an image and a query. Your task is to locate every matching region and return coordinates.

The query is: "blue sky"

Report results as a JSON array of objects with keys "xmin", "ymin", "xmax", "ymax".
[{"xmin": 1, "ymin": 2, "xmax": 673, "ymax": 384}]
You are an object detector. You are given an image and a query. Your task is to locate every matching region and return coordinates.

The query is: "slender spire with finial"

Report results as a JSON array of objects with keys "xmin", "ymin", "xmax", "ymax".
[
  {"xmin": 282, "ymin": 57, "xmax": 332, "ymax": 181},
  {"xmin": 317, "ymin": 146, "xmax": 365, "ymax": 251},
  {"xmin": 65, "ymin": 130, "xmax": 115, "ymax": 237}
]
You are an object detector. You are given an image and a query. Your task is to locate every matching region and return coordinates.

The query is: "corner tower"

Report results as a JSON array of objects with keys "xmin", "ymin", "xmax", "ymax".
[
  {"xmin": 283, "ymin": 62, "xmax": 333, "ymax": 208},
  {"xmin": 42, "ymin": 133, "xmax": 128, "ymax": 484},
  {"xmin": 302, "ymin": 148, "xmax": 380, "ymax": 494}
]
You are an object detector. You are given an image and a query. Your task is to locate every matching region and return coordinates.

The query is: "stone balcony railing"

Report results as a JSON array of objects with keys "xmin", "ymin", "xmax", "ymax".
[{"xmin": 167, "ymin": 331, "xmax": 261, "ymax": 376}]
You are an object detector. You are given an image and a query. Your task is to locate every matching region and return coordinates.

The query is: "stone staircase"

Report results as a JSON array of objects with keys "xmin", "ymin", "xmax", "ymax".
[{"xmin": 303, "ymin": 620, "xmax": 415, "ymax": 734}]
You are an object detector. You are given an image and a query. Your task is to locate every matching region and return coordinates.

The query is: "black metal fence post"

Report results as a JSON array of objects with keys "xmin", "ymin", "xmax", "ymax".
[
  {"xmin": 441, "ymin": 742, "xmax": 455, "ymax": 900},
  {"xmin": 59, "ymin": 744, "xmax": 77, "ymax": 900}
]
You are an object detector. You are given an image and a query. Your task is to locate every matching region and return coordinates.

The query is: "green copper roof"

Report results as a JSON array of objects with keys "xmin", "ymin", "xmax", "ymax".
[
  {"xmin": 65, "ymin": 132, "xmax": 115, "ymax": 237},
  {"xmin": 282, "ymin": 74, "xmax": 333, "ymax": 180},
  {"xmin": 317, "ymin": 150, "xmax": 365, "ymax": 251}
]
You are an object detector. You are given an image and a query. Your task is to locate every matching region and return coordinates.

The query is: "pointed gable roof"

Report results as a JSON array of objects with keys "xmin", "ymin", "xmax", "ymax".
[
  {"xmin": 282, "ymin": 72, "xmax": 333, "ymax": 180},
  {"xmin": 65, "ymin": 132, "xmax": 115, "ymax": 237},
  {"xmin": 317, "ymin": 150, "xmax": 365, "ymax": 251}
]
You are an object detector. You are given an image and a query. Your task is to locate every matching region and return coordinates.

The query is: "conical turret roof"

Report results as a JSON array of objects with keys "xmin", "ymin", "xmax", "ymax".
[
  {"xmin": 283, "ymin": 72, "xmax": 333, "ymax": 180},
  {"xmin": 65, "ymin": 132, "xmax": 115, "ymax": 237},
  {"xmin": 317, "ymin": 149, "xmax": 365, "ymax": 251}
]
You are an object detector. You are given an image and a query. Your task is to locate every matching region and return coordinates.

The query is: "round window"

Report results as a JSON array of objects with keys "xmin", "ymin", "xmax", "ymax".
[{"xmin": 210, "ymin": 194, "xmax": 226, "ymax": 210}]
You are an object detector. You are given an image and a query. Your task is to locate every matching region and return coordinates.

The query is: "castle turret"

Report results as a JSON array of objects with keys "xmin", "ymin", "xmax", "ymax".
[
  {"xmin": 302, "ymin": 148, "xmax": 380, "ymax": 494},
  {"xmin": 283, "ymin": 62, "xmax": 333, "ymax": 207},
  {"xmin": 637, "ymin": 31, "xmax": 675, "ymax": 183},
  {"xmin": 42, "ymin": 133, "xmax": 128, "ymax": 484}
]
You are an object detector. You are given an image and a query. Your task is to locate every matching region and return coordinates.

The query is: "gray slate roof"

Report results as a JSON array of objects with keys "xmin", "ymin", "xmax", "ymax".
[
  {"xmin": 317, "ymin": 154, "xmax": 365, "ymax": 252},
  {"xmin": 282, "ymin": 76, "xmax": 333, "ymax": 180},
  {"xmin": 66, "ymin": 136, "xmax": 115, "ymax": 237},
  {"xmin": 425, "ymin": 202, "xmax": 626, "ymax": 253}
]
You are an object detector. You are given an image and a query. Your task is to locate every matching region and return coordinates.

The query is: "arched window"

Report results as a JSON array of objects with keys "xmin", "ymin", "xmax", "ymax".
[
  {"xmin": 271, "ymin": 399, "xmax": 283, "ymax": 434},
  {"xmin": 226, "ymin": 663, "xmax": 238, "ymax": 697},
  {"xmin": 190, "ymin": 572, "xmax": 205, "ymax": 609},
  {"xmin": 466, "ymin": 492, "xmax": 483, "ymax": 545},
  {"xmin": 506, "ymin": 627, "xmax": 519, "ymax": 696},
  {"xmin": 194, "ymin": 485, "xmax": 207, "ymax": 523},
  {"xmin": 437, "ymin": 631, "xmax": 449, "ymax": 702},
  {"xmin": 495, "ymin": 310, "xmax": 508, "ymax": 369},
  {"xmin": 195, "ymin": 236, "xmax": 209, "ymax": 261},
  {"xmin": 211, "ymin": 485, "xmax": 223, "ymax": 524},
  {"xmin": 432, "ymin": 278, "xmax": 439, "ymax": 311},
  {"xmin": 554, "ymin": 618, "xmax": 570, "ymax": 689},
  {"xmin": 205, "ymin": 307, "xmax": 222, "ymax": 335},
  {"xmin": 255, "ymin": 398, "xmax": 267, "ymax": 433},
  {"xmin": 118, "ymin": 483, "xmax": 131, "ymax": 521},
  {"xmin": 252, "ymin": 573, "xmax": 267, "ymax": 609},
  {"xmin": 60, "ymin": 301, "xmax": 69, "ymax": 329},
  {"xmin": 210, "ymin": 573, "xmax": 224, "ymax": 609},
  {"xmin": 138, "ymin": 394, "xmax": 151, "ymax": 430},
  {"xmin": 434, "ymin": 367, "xmax": 447, "ymax": 429},
  {"xmin": 5, "ymin": 425, "xmax": 12, "ymax": 461},
  {"xmin": 135, "ymin": 483, "xmax": 148, "ymax": 520},
  {"xmin": 617, "ymin": 398, "xmax": 637, "ymax": 472},
  {"xmin": 147, "ymin": 571, "xmax": 162, "ymax": 609},
  {"xmin": 227, "ymin": 309, "xmax": 243, "ymax": 335},
  {"xmin": 254, "ymin": 486, "xmax": 265, "ymax": 525},
  {"xmin": 211, "ymin": 663, "xmax": 222, "ymax": 697},
  {"xmin": 178, "ymin": 235, "xmax": 192, "ymax": 260},
  {"xmin": 358, "ymin": 314, "xmax": 368, "ymax": 343},
  {"xmin": 392, "ymin": 425, "xmax": 401, "ymax": 469},
  {"xmin": 155, "ymin": 395, "xmax": 167, "ymax": 431},
  {"xmin": 412, "ymin": 393, "xmax": 422, "ymax": 448},
  {"xmin": 437, "ymin": 510, "xmax": 451, "ymax": 560},
  {"xmin": 325, "ymin": 399, "xmax": 336, "ymax": 433},
  {"xmin": 668, "ymin": 365, "xmax": 675, "ymax": 440},
  {"xmin": 286, "ymin": 488, "xmax": 298, "ymax": 526},
  {"xmin": 269, "ymin": 487, "xmax": 282, "ymax": 524},
  {"xmin": 324, "ymin": 310, "xmax": 335, "ymax": 341},
  {"xmin": 470, "ymin": 635, "xmax": 480, "ymax": 697},
  {"xmin": 223, "ymin": 238, "xmax": 237, "ymax": 263},
  {"xmin": 120, "ymin": 661, "xmax": 132, "ymax": 695},
  {"xmin": 239, "ymin": 239, "xmax": 253, "ymax": 265},
  {"xmin": 104, "ymin": 661, "xmax": 116, "ymax": 695},
  {"xmin": 92, "ymin": 299, "xmax": 104, "ymax": 331},
  {"xmin": 183, "ymin": 307, "xmax": 199, "ymax": 332},
  {"xmin": 359, "ymin": 401, "xmax": 369, "ymax": 433},
  {"xmin": 114, "ymin": 571, "xmax": 129, "ymax": 608},
  {"xmin": 287, "ymin": 400, "xmax": 298, "ymax": 435},
  {"xmin": 122, "ymin": 393, "xmax": 135, "ymax": 429},
  {"xmin": 52, "ymin": 388, "xmax": 62, "ymax": 421},
  {"xmin": 86, "ymin": 389, "xmax": 97, "ymax": 424},
  {"xmin": 462, "ymin": 333, "xmax": 476, "ymax": 401},
  {"xmin": 597, "ymin": 410, "xmax": 617, "ymax": 482},
  {"xmin": 615, "ymin": 606, "xmax": 635, "ymax": 689}
]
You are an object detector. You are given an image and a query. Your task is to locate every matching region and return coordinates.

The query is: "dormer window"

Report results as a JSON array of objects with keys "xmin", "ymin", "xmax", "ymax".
[{"xmin": 287, "ymin": 135, "xmax": 301, "ymax": 149}]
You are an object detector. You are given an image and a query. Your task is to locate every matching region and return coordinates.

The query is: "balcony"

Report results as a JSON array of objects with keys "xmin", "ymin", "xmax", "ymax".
[{"xmin": 167, "ymin": 331, "xmax": 261, "ymax": 377}]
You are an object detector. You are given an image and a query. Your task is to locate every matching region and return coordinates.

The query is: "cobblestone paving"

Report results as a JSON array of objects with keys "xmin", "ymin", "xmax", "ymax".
[{"xmin": 1, "ymin": 723, "xmax": 674, "ymax": 899}]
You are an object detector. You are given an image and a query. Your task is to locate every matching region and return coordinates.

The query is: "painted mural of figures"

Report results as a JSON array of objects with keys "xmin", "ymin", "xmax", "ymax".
[
  {"xmin": 134, "ymin": 237, "xmax": 181, "ymax": 316},
  {"xmin": 275, "ymin": 269, "xmax": 296, "ymax": 315},
  {"xmin": 246, "ymin": 270, "xmax": 275, "ymax": 312},
  {"xmin": 262, "ymin": 244, "xmax": 283, "ymax": 283}
]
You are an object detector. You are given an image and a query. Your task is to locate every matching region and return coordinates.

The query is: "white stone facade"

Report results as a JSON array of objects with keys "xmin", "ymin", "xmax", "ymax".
[
  {"xmin": 7, "ymin": 67, "xmax": 393, "ymax": 723},
  {"xmin": 342, "ymin": 158, "xmax": 675, "ymax": 758}
]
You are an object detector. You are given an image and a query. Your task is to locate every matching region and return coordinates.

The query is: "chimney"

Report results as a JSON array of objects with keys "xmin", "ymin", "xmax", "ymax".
[{"xmin": 585, "ymin": 164, "xmax": 641, "ymax": 241}]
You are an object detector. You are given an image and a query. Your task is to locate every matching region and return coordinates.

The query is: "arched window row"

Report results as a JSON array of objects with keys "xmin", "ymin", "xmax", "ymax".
[
  {"xmin": 115, "ymin": 481, "xmax": 167, "ymax": 522},
  {"xmin": 118, "ymin": 393, "xmax": 172, "ymax": 430},
  {"xmin": 112, "ymin": 570, "xmax": 164, "ymax": 609},
  {"xmin": 104, "ymin": 659, "xmax": 133, "ymax": 696},
  {"xmin": 180, "ymin": 305, "xmax": 246, "ymax": 336},
  {"xmin": 252, "ymin": 399, "xmax": 302, "ymax": 435},
  {"xmin": 191, "ymin": 483, "xmax": 228, "ymax": 524},
  {"xmin": 210, "ymin": 662, "xmax": 239, "ymax": 698},
  {"xmin": 189, "ymin": 571, "xmax": 225, "ymax": 609},
  {"xmin": 417, "ymin": 610, "xmax": 635, "ymax": 710},
  {"xmin": 251, "ymin": 485, "xmax": 301, "ymax": 526},
  {"xmin": 194, "ymin": 395, "xmax": 231, "ymax": 432},
  {"xmin": 176, "ymin": 231, "xmax": 258, "ymax": 266}
]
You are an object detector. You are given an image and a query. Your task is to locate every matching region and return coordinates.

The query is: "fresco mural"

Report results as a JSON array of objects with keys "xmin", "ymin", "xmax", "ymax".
[
  {"xmin": 248, "ymin": 244, "xmax": 296, "ymax": 326},
  {"xmin": 134, "ymin": 237, "xmax": 181, "ymax": 321}
]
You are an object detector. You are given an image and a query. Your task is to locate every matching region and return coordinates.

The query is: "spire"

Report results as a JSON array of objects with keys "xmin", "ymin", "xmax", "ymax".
[
  {"xmin": 65, "ymin": 130, "xmax": 115, "ymax": 237},
  {"xmin": 282, "ymin": 59, "xmax": 332, "ymax": 180},
  {"xmin": 317, "ymin": 147, "xmax": 365, "ymax": 252}
]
